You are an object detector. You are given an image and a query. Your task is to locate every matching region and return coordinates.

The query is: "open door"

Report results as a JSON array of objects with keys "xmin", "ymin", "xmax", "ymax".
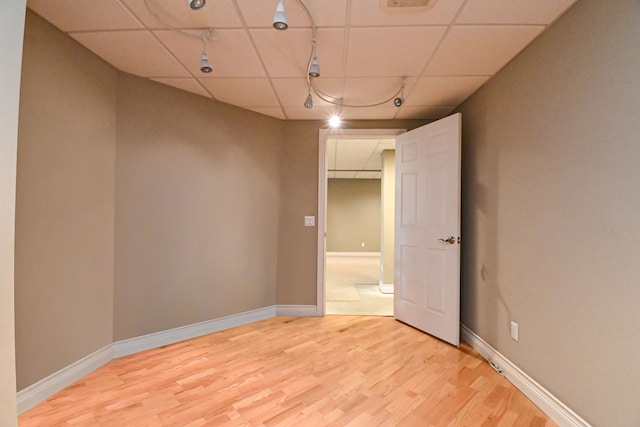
[{"xmin": 394, "ymin": 113, "xmax": 461, "ymax": 346}]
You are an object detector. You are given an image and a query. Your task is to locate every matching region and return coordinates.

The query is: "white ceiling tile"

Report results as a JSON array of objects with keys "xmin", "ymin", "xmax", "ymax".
[
  {"xmin": 272, "ymin": 78, "xmax": 342, "ymax": 108},
  {"xmin": 71, "ymin": 31, "xmax": 191, "ymax": 77},
  {"xmin": 283, "ymin": 106, "xmax": 336, "ymax": 120},
  {"xmin": 457, "ymin": 0, "xmax": 579, "ymax": 25},
  {"xmin": 364, "ymin": 153, "xmax": 382, "ymax": 170},
  {"xmin": 28, "ymin": 0, "xmax": 143, "ymax": 31},
  {"xmin": 243, "ymin": 106, "xmax": 286, "ymax": 120},
  {"xmin": 425, "ymin": 25, "xmax": 545, "ymax": 76},
  {"xmin": 340, "ymin": 106, "xmax": 399, "ymax": 120},
  {"xmin": 336, "ymin": 139, "xmax": 381, "ymax": 170},
  {"xmin": 199, "ymin": 78, "xmax": 279, "ymax": 107},
  {"xmin": 395, "ymin": 106, "xmax": 455, "ymax": 120},
  {"xmin": 377, "ymin": 140, "xmax": 396, "ymax": 151},
  {"xmin": 120, "ymin": 0, "xmax": 243, "ymax": 29},
  {"xmin": 350, "ymin": 0, "xmax": 466, "ymax": 26},
  {"xmin": 151, "ymin": 77, "xmax": 212, "ymax": 98},
  {"xmin": 251, "ymin": 28, "xmax": 345, "ymax": 78},
  {"xmin": 345, "ymin": 27, "xmax": 446, "ymax": 77},
  {"xmin": 237, "ymin": 0, "xmax": 347, "ymax": 28},
  {"xmin": 30, "ymin": 0, "xmax": 574, "ymax": 123},
  {"xmin": 405, "ymin": 76, "xmax": 489, "ymax": 106},
  {"xmin": 154, "ymin": 29, "xmax": 266, "ymax": 78},
  {"xmin": 310, "ymin": 78, "xmax": 347, "ymax": 106},
  {"xmin": 342, "ymin": 77, "xmax": 409, "ymax": 107}
]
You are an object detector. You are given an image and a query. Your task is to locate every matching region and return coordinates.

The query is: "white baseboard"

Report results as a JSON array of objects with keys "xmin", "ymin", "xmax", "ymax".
[
  {"xmin": 276, "ymin": 305, "xmax": 319, "ymax": 317},
  {"xmin": 17, "ymin": 344, "xmax": 113, "ymax": 415},
  {"xmin": 461, "ymin": 324, "xmax": 591, "ymax": 427},
  {"xmin": 17, "ymin": 305, "xmax": 324, "ymax": 415},
  {"xmin": 113, "ymin": 306, "xmax": 276, "ymax": 358},
  {"xmin": 378, "ymin": 281, "xmax": 394, "ymax": 294},
  {"xmin": 327, "ymin": 252, "xmax": 381, "ymax": 257}
]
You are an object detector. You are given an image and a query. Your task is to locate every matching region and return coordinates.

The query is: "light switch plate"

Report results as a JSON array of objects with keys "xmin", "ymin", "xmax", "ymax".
[{"xmin": 304, "ymin": 216, "xmax": 315, "ymax": 227}]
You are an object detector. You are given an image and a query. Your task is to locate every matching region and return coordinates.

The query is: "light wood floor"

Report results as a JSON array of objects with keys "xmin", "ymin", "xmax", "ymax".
[{"xmin": 19, "ymin": 316, "xmax": 556, "ymax": 426}]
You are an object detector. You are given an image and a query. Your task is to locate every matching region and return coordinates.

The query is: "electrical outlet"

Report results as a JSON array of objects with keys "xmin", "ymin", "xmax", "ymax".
[
  {"xmin": 304, "ymin": 216, "xmax": 315, "ymax": 227},
  {"xmin": 510, "ymin": 321, "xmax": 519, "ymax": 341}
]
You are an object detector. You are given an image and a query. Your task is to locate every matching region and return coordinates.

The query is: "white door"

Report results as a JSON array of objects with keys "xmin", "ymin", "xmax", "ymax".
[{"xmin": 394, "ymin": 113, "xmax": 461, "ymax": 346}]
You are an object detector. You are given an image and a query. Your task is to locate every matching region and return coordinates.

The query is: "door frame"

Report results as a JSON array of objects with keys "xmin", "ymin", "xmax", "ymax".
[{"xmin": 316, "ymin": 128, "xmax": 406, "ymax": 316}]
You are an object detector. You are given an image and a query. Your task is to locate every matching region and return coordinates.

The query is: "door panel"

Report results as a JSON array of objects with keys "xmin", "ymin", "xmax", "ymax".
[{"xmin": 394, "ymin": 113, "xmax": 461, "ymax": 346}]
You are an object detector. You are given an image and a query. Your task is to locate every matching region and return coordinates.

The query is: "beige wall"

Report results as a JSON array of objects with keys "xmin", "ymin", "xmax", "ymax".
[
  {"xmin": 458, "ymin": 0, "xmax": 640, "ymax": 425},
  {"xmin": 276, "ymin": 120, "xmax": 428, "ymax": 306},
  {"xmin": 327, "ymin": 179, "xmax": 381, "ymax": 252},
  {"xmin": 114, "ymin": 75, "xmax": 282, "ymax": 340},
  {"xmin": 380, "ymin": 150, "xmax": 395, "ymax": 285},
  {"xmin": 0, "ymin": 1, "xmax": 25, "ymax": 424},
  {"xmin": 15, "ymin": 11, "xmax": 116, "ymax": 390},
  {"xmin": 276, "ymin": 121, "xmax": 322, "ymax": 305}
]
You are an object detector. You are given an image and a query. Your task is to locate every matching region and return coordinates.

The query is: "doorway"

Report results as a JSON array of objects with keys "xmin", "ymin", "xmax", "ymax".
[{"xmin": 317, "ymin": 129, "xmax": 406, "ymax": 316}]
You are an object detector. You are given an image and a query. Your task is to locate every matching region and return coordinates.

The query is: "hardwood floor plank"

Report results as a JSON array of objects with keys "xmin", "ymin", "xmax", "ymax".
[{"xmin": 19, "ymin": 316, "xmax": 557, "ymax": 426}]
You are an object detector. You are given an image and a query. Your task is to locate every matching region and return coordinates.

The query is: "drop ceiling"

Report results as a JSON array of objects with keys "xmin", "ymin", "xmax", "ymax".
[
  {"xmin": 327, "ymin": 138, "xmax": 396, "ymax": 179},
  {"xmin": 26, "ymin": 0, "xmax": 578, "ymax": 122}
]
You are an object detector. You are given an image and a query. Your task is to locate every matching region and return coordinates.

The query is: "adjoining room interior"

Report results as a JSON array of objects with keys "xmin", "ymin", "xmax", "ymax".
[
  {"xmin": 324, "ymin": 137, "xmax": 395, "ymax": 316},
  {"xmin": 1, "ymin": 0, "xmax": 639, "ymax": 426}
]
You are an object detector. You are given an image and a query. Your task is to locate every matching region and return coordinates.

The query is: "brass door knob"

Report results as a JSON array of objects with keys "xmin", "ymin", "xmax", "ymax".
[{"xmin": 438, "ymin": 236, "xmax": 456, "ymax": 244}]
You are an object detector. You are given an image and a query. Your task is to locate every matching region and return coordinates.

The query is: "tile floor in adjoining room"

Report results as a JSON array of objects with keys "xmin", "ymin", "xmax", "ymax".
[{"xmin": 325, "ymin": 255, "xmax": 393, "ymax": 316}]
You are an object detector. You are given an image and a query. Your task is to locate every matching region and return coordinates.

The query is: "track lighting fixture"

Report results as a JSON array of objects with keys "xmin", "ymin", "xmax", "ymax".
[
  {"xmin": 148, "ymin": 0, "xmax": 408, "ymax": 115},
  {"xmin": 200, "ymin": 34, "xmax": 213, "ymax": 73},
  {"xmin": 200, "ymin": 52, "xmax": 213, "ymax": 73},
  {"xmin": 145, "ymin": 1, "xmax": 216, "ymax": 74},
  {"xmin": 308, "ymin": 57, "xmax": 320, "ymax": 78},
  {"xmin": 304, "ymin": 93, "xmax": 313, "ymax": 109},
  {"xmin": 308, "ymin": 39, "xmax": 320, "ymax": 78},
  {"xmin": 273, "ymin": 0, "xmax": 288, "ymax": 30},
  {"xmin": 275, "ymin": 1, "xmax": 405, "ymax": 111},
  {"xmin": 394, "ymin": 80, "xmax": 405, "ymax": 107},
  {"xmin": 188, "ymin": 0, "xmax": 206, "ymax": 10}
]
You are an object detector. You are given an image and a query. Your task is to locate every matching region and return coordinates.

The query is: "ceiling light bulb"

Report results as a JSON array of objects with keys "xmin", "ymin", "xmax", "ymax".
[
  {"xmin": 273, "ymin": 0, "xmax": 288, "ymax": 30},
  {"xmin": 189, "ymin": 0, "xmax": 206, "ymax": 10},
  {"xmin": 308, "ymin": 56, "xmax": 320, "ymax": 78},
  {"xmin": 329, "ymin": 115, "xmax": 341, "ymax": 128},
  {"xmin": 200, "ymin": 52, "xmax": 213, "ymax": 73},
  {"xmin": 304, "ymin": 94, "xmax": 313, "ymax": 109}
]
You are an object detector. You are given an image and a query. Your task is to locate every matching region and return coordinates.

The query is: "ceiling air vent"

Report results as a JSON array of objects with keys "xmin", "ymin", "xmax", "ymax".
[{"xmin": 381, "ymin": 0, "xmax": 435, "ymax": 12}]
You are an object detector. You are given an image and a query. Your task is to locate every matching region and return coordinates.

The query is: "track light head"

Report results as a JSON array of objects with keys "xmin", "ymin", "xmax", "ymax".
[
  {"xmin": 308, "ymin": 56, "xmax": 320, "ymax": 78},
  {"xmin": 273, "ymin": 0, "xmax": 288, "ymax": 30},
  {"xmin": 188, "ymin": 0, "xmax": 206, "ymax": 10},
  {"xmin": 304, "ymin": 94, "xmax": 314, "ymax": 109},
  {"xmin": 394, "ymin": 77, "xmax": 406, "ymax": 107},
  {"xmin": 200, "ymin": 52, "xmax": 213, "ymax": 73}
]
